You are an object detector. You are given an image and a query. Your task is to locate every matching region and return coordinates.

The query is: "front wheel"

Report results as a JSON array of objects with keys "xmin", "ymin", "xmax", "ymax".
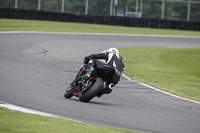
[
  {"xmin": 79, "ymin": 77, "xmax": 103, "ymax": 102},
  {"xmin": 64, "ymin": 85, "xmax": 74, "ymax": 99}
]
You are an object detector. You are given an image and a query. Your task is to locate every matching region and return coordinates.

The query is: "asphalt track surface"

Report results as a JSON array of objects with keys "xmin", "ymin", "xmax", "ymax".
[{"xmin": 0, "ymin": 32, "xmax": 200, "ymax": 133}]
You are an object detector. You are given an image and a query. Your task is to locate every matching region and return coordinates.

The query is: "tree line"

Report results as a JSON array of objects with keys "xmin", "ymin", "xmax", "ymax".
[{"xmin": 0, "ymin": 0, "xmax": 199, "ymax": 21}]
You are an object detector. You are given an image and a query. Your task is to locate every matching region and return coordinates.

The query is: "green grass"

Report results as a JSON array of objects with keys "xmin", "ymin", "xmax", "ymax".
[
  {"xmin": 0, "ymin": 107, "xmax": 138, "ymax": 133},
  {"xmin": 0, "ymin": 18, "xmax": 200, "ymax": 37},
  {"xmin": 119, "ymin": 47, "xmax": 200, "ymax": 101}
]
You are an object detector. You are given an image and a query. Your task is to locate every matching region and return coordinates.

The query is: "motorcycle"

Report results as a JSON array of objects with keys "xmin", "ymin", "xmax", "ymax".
[{"xmin": 64, "ymin": 63, "xmax": 121, "ymax": 102}]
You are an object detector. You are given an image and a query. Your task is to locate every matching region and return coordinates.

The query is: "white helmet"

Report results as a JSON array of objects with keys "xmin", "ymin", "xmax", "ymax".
[{"xmin": 107, "ymin": 47, "xmax": 119, "ymax": 54}]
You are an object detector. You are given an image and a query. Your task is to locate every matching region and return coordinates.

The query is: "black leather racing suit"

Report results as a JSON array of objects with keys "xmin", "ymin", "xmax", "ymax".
[{"xmin": 84, "ymin": 52, "xmax": 125, "ymax": 85}]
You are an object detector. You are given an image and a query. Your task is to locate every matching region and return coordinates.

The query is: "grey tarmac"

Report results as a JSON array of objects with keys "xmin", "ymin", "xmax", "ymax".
[{"xmin": 0, "ymin": 32, "xmax": 200, "ymax": 133}]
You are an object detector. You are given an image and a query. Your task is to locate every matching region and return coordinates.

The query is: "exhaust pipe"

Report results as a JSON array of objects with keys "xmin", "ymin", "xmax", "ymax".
[{"xmin": 109, "ymin": 83, "xmax": 114, "ymax": 89}]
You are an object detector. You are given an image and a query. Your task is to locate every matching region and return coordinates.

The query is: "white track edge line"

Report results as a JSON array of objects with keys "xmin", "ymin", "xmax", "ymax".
[
  {"xmin": 122, "ymin": 74, "xmax": 200, "ymax": 104},
  {"xmin": 0, "ymin": 31, "xmax": 200, "ymax": 39},
  {"xmin": 0, "ymin": 101, "xmax": 83, "ymax": 123}
]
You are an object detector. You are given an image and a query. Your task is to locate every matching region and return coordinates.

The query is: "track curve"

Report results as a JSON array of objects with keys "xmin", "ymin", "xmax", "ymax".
[{"xmin": 0, "ymin": 32, "xmax": 200, "ymax": 133}]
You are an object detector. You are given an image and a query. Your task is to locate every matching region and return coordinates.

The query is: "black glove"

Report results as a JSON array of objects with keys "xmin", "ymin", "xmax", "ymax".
[{"xmin": 84, "ymin": 56, "xmax": 90, "ymax": 64}]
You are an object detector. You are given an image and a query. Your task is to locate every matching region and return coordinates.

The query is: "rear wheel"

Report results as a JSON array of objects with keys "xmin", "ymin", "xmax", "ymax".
[
  {"xmin": 64, "ymin": 85, "xmax": 74, "ymax": 99},
  {"xmin": 79, "ymin": 77, "xmax": 103, "ymax": 102}
]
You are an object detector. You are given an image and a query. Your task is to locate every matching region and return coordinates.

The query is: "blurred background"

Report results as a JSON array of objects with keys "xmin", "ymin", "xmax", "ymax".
[{"xmin": 1, "ymin": 0, "xmax": 200, "ymax": 22}]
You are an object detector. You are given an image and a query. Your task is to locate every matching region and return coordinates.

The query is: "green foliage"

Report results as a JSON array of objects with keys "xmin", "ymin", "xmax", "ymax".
[
  {"xmin": 143, "ymin": 0, "xmax": 162, "ymax": 19},
  {"xmin": 0, "ymin": 0, "xmax": 200, "ymax": 21},
  {"xmin": 88, "ymin": 0, "xmax": 110, "ymax": 16},
  {"xmin": 41, "ymin": 0, "xmax": 62, "ymax": 12},
  {"xmin": 21, "ymin": 0, "xmax": 37, "ymax": 10},
  {"xmin": 169, "ymin": 1, "xmax": 188, "ymax": 21},
  {"xmin": 0, "ymin": 0, "xmax": 15, "ymax": 8},
  {"xmin": 64, "ymin": 0, "xmax": 85, "ymax": 14},
  {"xmin": 190, "ymin": 3, "xmax": 200, "ymax": 21}
]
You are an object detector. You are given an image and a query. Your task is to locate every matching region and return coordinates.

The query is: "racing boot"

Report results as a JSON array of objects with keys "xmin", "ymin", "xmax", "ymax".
[{"xmin": 70, "ymin": 81, "xmax": 75, "ymax": 88}]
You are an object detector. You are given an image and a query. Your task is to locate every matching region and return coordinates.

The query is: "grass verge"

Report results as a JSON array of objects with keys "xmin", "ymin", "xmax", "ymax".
[
  {"xmin": 0, "ymin": 18, "xmax": 200, "ymax": 37},
  {"xmin": 119, "ymin": 47, "xmax": 200, "ymax": 101},
  {"xmin": 0, "ymin": 107, "xmax": 138, "ymax": 133}
]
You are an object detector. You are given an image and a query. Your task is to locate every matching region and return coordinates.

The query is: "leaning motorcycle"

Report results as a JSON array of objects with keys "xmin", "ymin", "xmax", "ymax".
[{"xmin": 64, "ymin": 63, "xmax": 121, "ymax": 102}]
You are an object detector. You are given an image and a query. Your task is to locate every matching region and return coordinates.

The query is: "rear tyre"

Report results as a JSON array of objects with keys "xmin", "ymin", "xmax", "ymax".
[
  {"xmin": 79, "ymin": 77, "xmax": 103, "ymax": 102},
  {"xmin": 64, "ymin": 85, "xmax": 74, "ymax": 99}
]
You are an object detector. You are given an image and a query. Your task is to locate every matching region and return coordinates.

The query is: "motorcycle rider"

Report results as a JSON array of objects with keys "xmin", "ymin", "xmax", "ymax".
[{"xmin": 72, "ymin": 47, "xmax": 125, "ymax": 94}]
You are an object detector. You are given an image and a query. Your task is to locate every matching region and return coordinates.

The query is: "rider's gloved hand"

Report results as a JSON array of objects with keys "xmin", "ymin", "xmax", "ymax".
[{"xmin": 84, "ymin": 56, "xmax": 89, "ymax": 64}]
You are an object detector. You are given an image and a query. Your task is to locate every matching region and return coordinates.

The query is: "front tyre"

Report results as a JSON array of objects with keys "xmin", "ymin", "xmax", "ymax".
[
  {"xmin": 64, "ymin": 85, "xmax": 74, "ymax": 99},
  {"xmin": 79, "ymin": 77, "xmax": 103, "ymax": 102}
]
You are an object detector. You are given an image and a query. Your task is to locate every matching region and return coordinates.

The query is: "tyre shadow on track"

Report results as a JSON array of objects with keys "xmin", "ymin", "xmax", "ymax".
[{"xmin": 64, "ymin": 97, "xmax": 119, "ymax": 106}]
